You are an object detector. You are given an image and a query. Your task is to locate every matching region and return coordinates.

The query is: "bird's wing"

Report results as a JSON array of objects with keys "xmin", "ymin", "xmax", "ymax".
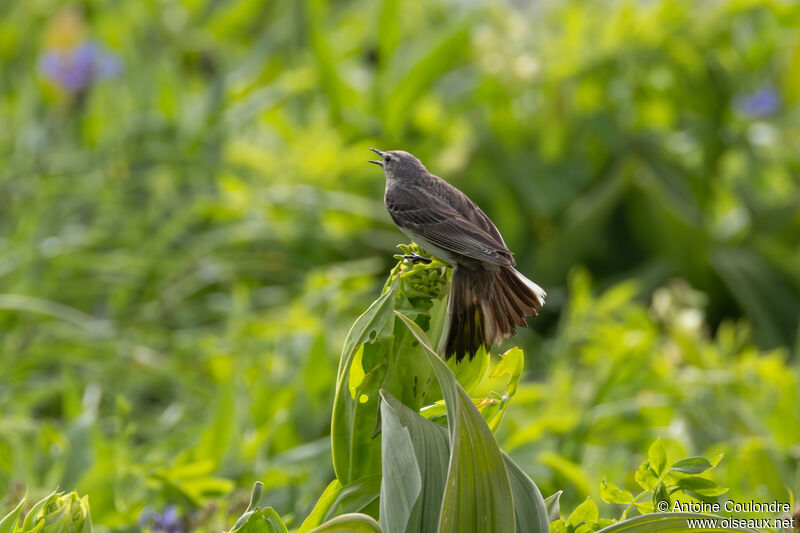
[
  {"xmin": 386, "ymin": 193, "xmax": 514, "ymax": 266},
  {"xmin": 463, "ymin": 201, "xmax": 509, "ymax": 250}
]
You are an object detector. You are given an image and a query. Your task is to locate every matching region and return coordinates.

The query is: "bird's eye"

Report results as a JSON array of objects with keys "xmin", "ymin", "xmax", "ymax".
[{"xmin": 385, "ymin": 155, "xmax": 392, "ymax": 163}]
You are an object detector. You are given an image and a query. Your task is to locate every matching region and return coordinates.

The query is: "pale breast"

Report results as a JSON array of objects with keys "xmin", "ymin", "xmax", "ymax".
[{"xmin": 399, "ymin": 227, "xmax": 459, "ymax": 265}]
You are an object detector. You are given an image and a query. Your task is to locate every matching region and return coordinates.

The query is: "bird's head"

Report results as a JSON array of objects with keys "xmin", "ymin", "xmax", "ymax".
[{"xmin": 368, "ymin": 149, "xmax": 427, "ymax": 181}]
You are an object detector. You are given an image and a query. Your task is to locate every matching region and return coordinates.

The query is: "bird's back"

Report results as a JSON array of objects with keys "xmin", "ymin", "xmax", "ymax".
[{"xmin": 424, "ymin": 173, "xmax": 512, "ymax": 257}]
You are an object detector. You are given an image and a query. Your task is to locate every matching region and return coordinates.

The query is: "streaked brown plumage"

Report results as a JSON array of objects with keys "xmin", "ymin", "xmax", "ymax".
[{"xmin": 369, "ymin": 148, "xmax": 546, "ymax": 362}]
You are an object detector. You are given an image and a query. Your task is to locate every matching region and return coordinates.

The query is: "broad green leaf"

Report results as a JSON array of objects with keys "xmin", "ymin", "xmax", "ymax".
[
  {"xmin": 336, "ymin": 276, "xmax": 397, "ymax": 379},
  {"xmin": 300, "ymin": 480, "xmax": 343, "ymax": 532},
  {"xmin": 600, "ymin": 478, "xmax": 634, "ymax": 504},
  {"xmin": 395, "ymin": 311, "xmax": 516, "ymax": 533},
  {"xmin": 647, "ymin": 439, "xmax": 668, "ymax": 477},
  {"xmin": 261, "ymin": 509, "xmax": 289, "ymax": 533},
  {"xmin": 299, "ymin": 477, "xmax": 381, "ymax": 532},
  {"xmin": 675, "ymin": 477, "xmax": 728, "ymax": 497},
  {"xmin": 332, "ymin": 258, "xmax": 446, "ymax": 483},
  {"xmin": 634, "ymin": 461, "xmax": 659, "ymax": 491},
  {"xmin": 594, "ymin": 512, "xmax": 760, "ymax": 532},
  {"xmin": 307, "ymin": 513, "xmax": 383, "ymax": 533},
  {"xmin": 322, "ymin": 477, "xmax": 381, "ymax": 524},
  {"xmin": 379, "ymin": 394, "xmax": 422, "ymax": 533},
  {"xmin": 379, "ymin": 390, "xmax": 449, "ymax": 533},
  {"xmin": 544, "ymin": 491, "xmax": 563, "ymax": 523},
  {"xmin": 380, "ymin": 391, "xmax": 547, "ymax": 533},
  {"xmin": 502, "ymin": 452, "xmax": 549, "ymax": 533},
  {"xmin": 670, "ymin": 457, "xmax": 714, "ymax": 475},
  {"xmin": 348, "ymin": 346, "xmax": 368, "ymax": 399},
  {"xmin": 567, "ymin": 497, "xmax": 599, "ymax": 527},
  {"xmin": 426, "ymin": 290, "xmax": 451, "ymax": 364}
]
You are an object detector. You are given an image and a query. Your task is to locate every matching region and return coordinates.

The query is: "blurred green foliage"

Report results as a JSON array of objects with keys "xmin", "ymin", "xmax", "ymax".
[{"xmin": 1, "ymin": 0, "xmax": 799, "ymax": 531}]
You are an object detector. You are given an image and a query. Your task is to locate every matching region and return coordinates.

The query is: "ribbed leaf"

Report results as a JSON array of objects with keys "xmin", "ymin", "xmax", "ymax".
[
  {"xmin": 502, "ymin": 452, "xmax": 549, "ymax": 533},
  {"xmin": 299, "ymin": 476, "xmax": 382, "ymax": 532},
  {"xmin": 307, "ymin": 513, "xmax": 383, "ymax": 533},
  {"xmin": 395, "ymin": 311, "xmax": 516, "ymax": 533},
  {"xmin": 300, "ymin": 480, "xmax": 343, "ymax": 532},
  {"xmin": 379, "ymin": 395, "xmax": 422, "ymax": 533},
  {"xmin": 331, "ymin": 261, "xmax": 445, "ymax": 485},
  {"xmin": 379, "ymin": 390, "xmax": 449, "ymax": 533},
  {"xmin": 595, "ymin": 513, "xmax": 760, "ymax": 532},
  {"xmin": 330, "ymin": 278, "xmax": 398, "ymax": 483}
]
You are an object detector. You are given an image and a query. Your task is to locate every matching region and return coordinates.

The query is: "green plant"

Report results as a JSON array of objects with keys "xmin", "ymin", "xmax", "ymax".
[
  {"xmin": 546, "ymin": 440, "xmax": 744, "ymax": 532},
  {"xmin": 1, "ymin": 252, "xmax": 774, "ymax": 533},
  {"xmin": 0, "ymin": 490, "xmax": 91, "ymax": 533},
  {"xmin": 224, "ymin": 253, "xmax": 759, "ymax": 533},
  {"xmin": 297, "ymin": 247, "xmax": 550, "ymax": 532},
  {"xmin": 602, "ymin": 439, "xmax": 726, "ymax": 520},
  {"xmin": 2, "ymin": 1, "xmax": 799, "ymax": 530}
]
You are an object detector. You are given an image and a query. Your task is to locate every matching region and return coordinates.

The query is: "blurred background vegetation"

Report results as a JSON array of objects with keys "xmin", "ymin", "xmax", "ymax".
[{"xmin": 1, "ymin": 0, "xmax": 799, "ymax": 531}]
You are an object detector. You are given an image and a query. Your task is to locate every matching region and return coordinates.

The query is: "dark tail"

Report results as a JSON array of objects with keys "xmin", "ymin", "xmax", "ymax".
[{"xmin": 444, "ymin": 265, "xmax": 546, "ymax": 362}]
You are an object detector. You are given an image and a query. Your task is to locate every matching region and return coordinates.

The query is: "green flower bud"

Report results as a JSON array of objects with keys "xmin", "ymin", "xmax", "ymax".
[{"xmin": 6, "ymin": 490, "xmax": 93, "ymax": 533}]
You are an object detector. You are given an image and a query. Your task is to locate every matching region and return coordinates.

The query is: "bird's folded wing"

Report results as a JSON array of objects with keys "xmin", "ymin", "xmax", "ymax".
[{"xmin": 386, "ymin": 199, "xmax": 513, "ymax": 266}]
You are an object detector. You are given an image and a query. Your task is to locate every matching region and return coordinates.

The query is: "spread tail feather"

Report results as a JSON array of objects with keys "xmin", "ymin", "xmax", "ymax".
[{"xmin": 443, "ymin": 265, "xmax": 546, "ymax": 362}]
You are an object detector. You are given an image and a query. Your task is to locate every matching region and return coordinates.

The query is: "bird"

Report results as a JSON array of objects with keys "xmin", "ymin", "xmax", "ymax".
[{"xmin": 368, "ymin": 148, "xmax": 546, "ymax": 362}]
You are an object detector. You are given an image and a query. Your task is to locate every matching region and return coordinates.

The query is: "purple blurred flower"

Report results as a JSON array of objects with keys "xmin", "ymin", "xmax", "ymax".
[
  {"xmin": 735, "ymin": 86, "xmax": 780, "ymax": 118},
  {"xmin": 39, "ymin": 41, "xmax": 122, "ymax": 93},
  {"xmin": 139, "ymin": 505, "xmax": 183, "ymax": 533}
]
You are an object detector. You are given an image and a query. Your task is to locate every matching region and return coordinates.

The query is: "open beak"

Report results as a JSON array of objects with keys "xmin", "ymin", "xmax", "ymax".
[{"xmin": 368, "ymin": 148, "xmax": 384, "ymax": 166}]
